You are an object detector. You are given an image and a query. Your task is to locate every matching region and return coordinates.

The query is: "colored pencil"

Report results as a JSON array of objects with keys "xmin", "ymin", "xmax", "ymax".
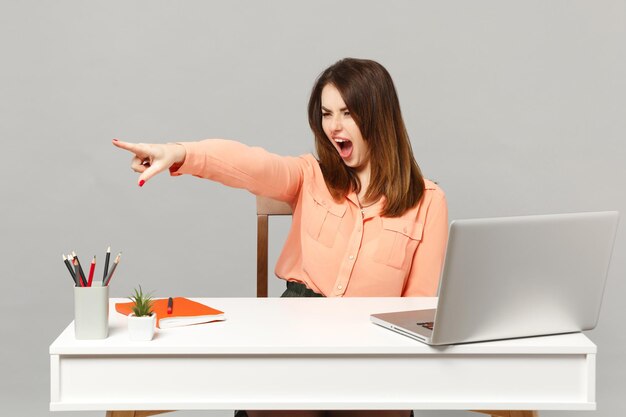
[
  {"xmin": 63, "ymin": 254, "xmax": 78, "ymax": 286},
  {"xmin": 103, "ymin": 246, "xmax": 111, "ymax": 281},
  {"xmin": 103, "ymin": 252, "xmax": 121, "ymax": 286},
  {"xmin": 87, "ymin": 256, "xmax": 96, "ymax": 287},
  {"xmin": 73, "ymin": 258, "xmax": 84, "ymax": 287},
  {"xmin": 68, "ymin": 254, "xmax": 77, "ymax": 284},
  {"xmin": 72, "ymin": 251, "xmax": 88, "ymax": 287}
]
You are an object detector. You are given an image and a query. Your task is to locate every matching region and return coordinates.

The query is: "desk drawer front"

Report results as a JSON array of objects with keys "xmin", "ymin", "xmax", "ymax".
[{"xmin": 50, "ymin": 353, "xmax": 595, "ymax": 411}]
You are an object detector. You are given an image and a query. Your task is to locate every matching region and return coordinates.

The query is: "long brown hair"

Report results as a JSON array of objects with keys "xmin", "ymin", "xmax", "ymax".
[{"xmin": 308, "ymin": 58, "xmax": 425, "ymax": 217}]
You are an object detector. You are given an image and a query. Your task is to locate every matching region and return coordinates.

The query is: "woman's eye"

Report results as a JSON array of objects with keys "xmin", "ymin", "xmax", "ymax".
[
  {"xmin": 322, "ymin": 113, "xmax": 330, "ymax": 118},
  {"xmin": 344, "ymin": 111, "xmax": 351, "ymax": 117}
]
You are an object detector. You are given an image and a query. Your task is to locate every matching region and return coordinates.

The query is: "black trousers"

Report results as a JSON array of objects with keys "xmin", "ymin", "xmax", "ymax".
[{"xmin": 280, "ymin": 280, "xmax": 325, "ymax": 298}]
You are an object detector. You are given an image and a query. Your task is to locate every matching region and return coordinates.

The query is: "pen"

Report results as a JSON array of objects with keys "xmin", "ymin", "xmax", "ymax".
[
  {"xmin": 62, "ymin": 254, "xmax": 78, "ymax": 286},
  {"xmin": 103, "ymin": 246, "xmax": 111, "ymax": 281},
  {"xmin": 87, "ymin": 255, "xmax": 96, "ymax": 287},
  {"xmin": 103, "ymin": 252, "xmax": 121, "ymax": 286},
  {"xmin": 167, "ymin": 297, "xmax": 173, "ymax": 314}
]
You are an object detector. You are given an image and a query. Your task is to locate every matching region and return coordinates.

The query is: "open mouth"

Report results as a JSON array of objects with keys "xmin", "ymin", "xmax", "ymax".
[{"xmin": 334, "ymin": 138, "xmax": 353, "ymax": 159}]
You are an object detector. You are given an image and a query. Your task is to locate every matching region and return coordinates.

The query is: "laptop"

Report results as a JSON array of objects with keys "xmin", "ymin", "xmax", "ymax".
[{"xmin": 370, "ymin": 211, "xmax": 619, "ymax": 345}]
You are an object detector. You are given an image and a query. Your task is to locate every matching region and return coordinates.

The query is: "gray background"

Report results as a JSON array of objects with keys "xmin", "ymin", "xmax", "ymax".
[{"xmin": 1, "ymin": 0, "xmax": 624, "ymax": 416}]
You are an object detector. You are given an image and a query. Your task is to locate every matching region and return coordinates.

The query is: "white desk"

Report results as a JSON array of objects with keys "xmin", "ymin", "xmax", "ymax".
[{"xmin": 50, "ymin": 297, "xmax": 596, "ymax": 413}]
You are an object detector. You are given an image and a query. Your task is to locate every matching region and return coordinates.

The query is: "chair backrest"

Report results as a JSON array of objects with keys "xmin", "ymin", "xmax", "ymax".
[{"xmin": 256, "ymin": 196, "xmax": 293, "ymax": 297}]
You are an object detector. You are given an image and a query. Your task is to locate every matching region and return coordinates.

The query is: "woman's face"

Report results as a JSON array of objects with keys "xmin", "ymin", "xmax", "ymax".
[{"xmin": 321, "ymin": 84, "xmax": 370, "ymax": 173}]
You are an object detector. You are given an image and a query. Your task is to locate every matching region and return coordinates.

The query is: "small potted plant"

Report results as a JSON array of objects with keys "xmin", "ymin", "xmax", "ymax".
[{"xmin": 127, "ymin": 285, "xmax": 156, "ymax": 341}]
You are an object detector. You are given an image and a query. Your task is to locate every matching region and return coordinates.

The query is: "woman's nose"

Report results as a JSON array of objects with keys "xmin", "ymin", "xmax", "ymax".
[{"xmin": 330, "ymin": 115, "xmax": 342, "ymax": 132}]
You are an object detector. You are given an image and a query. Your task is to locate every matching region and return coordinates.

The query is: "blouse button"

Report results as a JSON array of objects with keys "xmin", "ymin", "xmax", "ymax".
[
  {"xmin": 349, "ymin": 255, "xmax": 354, "ymax": 260},
  {"xmin": 338, "ymin": 285, "xmax": 343, "ymax": 290}
]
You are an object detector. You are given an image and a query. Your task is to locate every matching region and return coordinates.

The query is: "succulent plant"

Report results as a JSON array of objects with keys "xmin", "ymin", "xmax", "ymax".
[{"xmin": 129, "ymin": 285, "xmax": 154, "ymax": 317}]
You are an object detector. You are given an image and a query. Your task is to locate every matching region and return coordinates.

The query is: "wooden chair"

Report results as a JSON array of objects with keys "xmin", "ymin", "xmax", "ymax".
[{"xmin": 256, "ymin": 195, "xmax": 293, "ymax": 297}]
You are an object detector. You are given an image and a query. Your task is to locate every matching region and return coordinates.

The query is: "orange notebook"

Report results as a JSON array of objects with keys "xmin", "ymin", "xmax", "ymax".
[{"xmin": 115, "ymin": 297, "xmax": 225, "ymax": 329}]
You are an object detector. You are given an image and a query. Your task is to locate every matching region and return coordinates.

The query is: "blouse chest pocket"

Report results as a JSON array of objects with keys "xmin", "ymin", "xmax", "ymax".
[
  {"xmin": 304, "ymin": 190, "xmax": 347, "ymax": 248},
  {"xmin": 373, "ymin": 218, "xmax": 424, "ymax": 269}
]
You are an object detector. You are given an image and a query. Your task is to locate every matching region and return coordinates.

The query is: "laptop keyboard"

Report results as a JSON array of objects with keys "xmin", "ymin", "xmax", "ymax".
[{"xmin": 417, "ymin": 321, "xmax": 434, "ymax": 330}]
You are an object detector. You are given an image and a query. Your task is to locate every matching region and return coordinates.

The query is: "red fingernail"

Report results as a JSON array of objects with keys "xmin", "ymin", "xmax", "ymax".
[
  {"xmin": 112, "ymin": 138, "xmax": 118, "ymax": 141},
  {"xmin": 139, "ymin": 180, "xmax": 145, "ymax": 187}
]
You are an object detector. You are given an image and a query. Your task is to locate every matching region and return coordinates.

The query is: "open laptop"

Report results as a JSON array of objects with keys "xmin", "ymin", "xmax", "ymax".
[{"xmin": 370, "ymin": 211, "xmax": 619, "ymax": 345}]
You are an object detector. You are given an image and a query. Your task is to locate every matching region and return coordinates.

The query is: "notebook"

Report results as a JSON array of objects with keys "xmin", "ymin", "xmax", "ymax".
[
  {"xmin": 116, "ymin": 297, "xmax": 225, "ymax": 329},
  {"xmin": 370, "ymin": 211, "xmax": 619, "ymax": 345}
]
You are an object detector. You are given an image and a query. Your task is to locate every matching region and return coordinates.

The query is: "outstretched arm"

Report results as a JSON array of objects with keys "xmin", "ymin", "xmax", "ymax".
[
  {"xmin": 112, "ymin": 138, "xmax": 306, "ymax": 204},
  {"xmin": 171, "ymin": 140, "xmax": 305, "ymax": 204}
]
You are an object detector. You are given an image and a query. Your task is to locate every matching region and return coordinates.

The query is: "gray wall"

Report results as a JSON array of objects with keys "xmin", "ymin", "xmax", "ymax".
[{"xmin": 1, "ymin": 1, "xmax": 624, "ymax": 416}]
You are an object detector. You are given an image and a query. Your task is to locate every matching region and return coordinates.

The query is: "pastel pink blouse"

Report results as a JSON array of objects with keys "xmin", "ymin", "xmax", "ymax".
[{"xmin": 172, "ymin": 140, "xmax": 448, "ymax": 297}]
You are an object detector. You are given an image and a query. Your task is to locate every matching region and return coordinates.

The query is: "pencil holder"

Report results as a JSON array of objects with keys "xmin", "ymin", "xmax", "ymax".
[{"xmin": 74, "ymin": 284, "xmax": 109, "ymax": 339}]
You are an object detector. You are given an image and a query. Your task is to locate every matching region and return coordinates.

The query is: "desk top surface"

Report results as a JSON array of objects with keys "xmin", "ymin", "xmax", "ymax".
[{"xmin": 50, "ymin": 297, "xmax": 596, "ymax": 355}]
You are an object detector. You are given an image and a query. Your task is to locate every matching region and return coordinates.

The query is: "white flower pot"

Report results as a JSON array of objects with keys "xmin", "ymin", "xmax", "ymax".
[{"xmin": 128, "ymin": 313, "xmax": 156, "ymax": 341}]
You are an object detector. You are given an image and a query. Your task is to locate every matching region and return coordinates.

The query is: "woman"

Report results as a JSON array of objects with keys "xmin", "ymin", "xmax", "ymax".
[{"xmin": 113, "ymin": 58, "xmax": 448, "ymax": 417}]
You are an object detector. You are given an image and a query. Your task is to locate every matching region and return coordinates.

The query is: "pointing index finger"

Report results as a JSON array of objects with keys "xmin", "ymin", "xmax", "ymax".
[{"xmin": 112, "ymin": 139, "xmax": 149, "ymax": 158}]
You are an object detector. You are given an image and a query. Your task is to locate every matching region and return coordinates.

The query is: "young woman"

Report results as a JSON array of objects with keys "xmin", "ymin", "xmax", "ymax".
[{"xmin": 113, "ymin": 58, "xmax": 448, "ymax": 417}]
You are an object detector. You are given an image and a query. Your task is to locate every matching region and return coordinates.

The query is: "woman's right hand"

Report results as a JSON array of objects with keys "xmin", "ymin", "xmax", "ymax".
[{"xmin": 112, "ymin": 139, "xmax": 187, "ymax": 187}]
